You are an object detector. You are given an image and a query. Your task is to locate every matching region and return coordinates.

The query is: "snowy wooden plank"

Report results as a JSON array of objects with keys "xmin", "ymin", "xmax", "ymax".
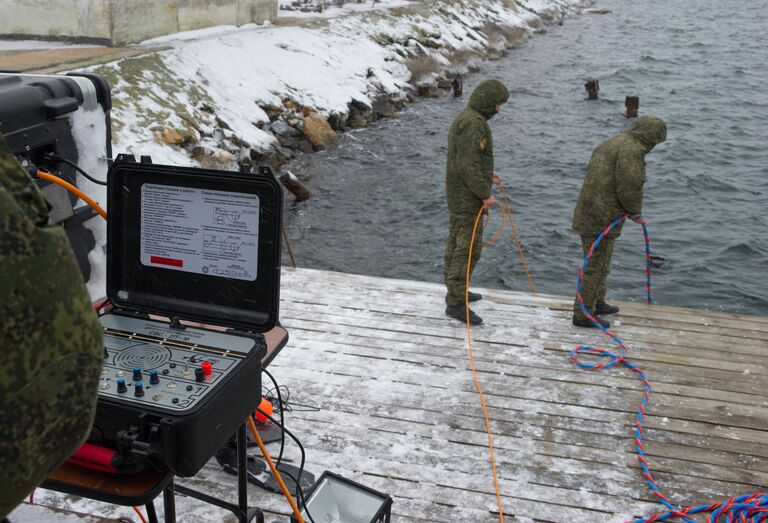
[{"xmin": 40, "ymin": 268, "xmax": 768, "ymax": 522}]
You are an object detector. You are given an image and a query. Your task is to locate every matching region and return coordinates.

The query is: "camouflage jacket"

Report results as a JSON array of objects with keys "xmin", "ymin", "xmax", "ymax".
[
  {"xmin": 572, "ymin": 115, "xmax": 667, "ymax": 237},
  {"xmin": 0, "ymin": 135, "xmax": 103, "ymax": 518},
  {"xmin": 445, "ymin": 79, "xmax": 509, "ymax": 215}
]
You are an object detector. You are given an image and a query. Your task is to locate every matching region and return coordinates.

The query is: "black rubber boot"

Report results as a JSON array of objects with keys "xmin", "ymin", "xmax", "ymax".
[
  {"xmin": 572, "ymin": 315, "xmax": 611, "ymax": 329},
  {"xmin": 596, "ymin": 302, "xmax": 620, "ymax": 315},
  {"xmin": 446, "ymin": 304, "xmax": 483, "ymax": 325},
  {"xmin": 467, "ymin": 291, "xmax": 483, "ymax": 302}
]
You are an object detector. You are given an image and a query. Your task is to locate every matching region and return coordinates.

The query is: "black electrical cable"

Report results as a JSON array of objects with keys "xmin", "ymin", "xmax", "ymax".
[
  {"xmin": 274, "ymin": 468, "xmax": 315, "ymax": 523},
  {"xmin": 262, "ymin": 384, "xmax": 320, "ymax": 413},
  {"xmin": 262, "ymin": 369, "xmax": 287, "ymax": 465},
  {"xmin": 256, "ymin": 406, "xmax": 315, "ymax": 523},
  {"xmin": 47, "ymin": 154, "xmax": 107, "ymax": 186}
]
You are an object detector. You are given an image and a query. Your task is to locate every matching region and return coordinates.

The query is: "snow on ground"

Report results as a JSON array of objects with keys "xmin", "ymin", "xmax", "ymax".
[
  {"xmin": 278, "ymin": 0, "xmax": 416, "ymax": 19},
  {"xmin": 90, "ymin": 0, "xmax": 589, "ymax": 165}
]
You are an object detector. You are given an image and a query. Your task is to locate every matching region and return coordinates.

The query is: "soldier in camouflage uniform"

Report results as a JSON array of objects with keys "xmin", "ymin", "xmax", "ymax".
[
  {"xmin": 444, "ymin": 79, "xmax": 509, "ymax": 325},
  {"xmin": 572, "ymin": 115, "xmax": 667, "ymax": 328},
  {"xmin": 0, "ymin": 134, "xmax": 103, "ymax": 519}
]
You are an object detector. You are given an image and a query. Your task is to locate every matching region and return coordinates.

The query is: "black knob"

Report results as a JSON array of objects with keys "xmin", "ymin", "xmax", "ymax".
[
  {"xmin": 134, "ymin": 381, "xmax": 145, "ymax": 397},
  {"xmin": 132, "ymin": 367, "xmax": 142, "ymax": 381},
  {"xmin": 149, "ymin": 370, "xmax": 159, "ymax": 385},
  {"xmin": 195, "ymin": 368, "xmax": 205, "ymax": 382},
  {"xmin": 116, "ymin": 379, "xmax": 127, "ymax": 393}
]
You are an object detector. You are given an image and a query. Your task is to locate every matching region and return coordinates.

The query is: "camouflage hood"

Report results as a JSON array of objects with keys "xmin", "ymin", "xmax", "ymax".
[
  {"xmin": 468, "ymin": 79, "xmax": 509, "ymax": 119},
  {"xmin": 628, "ymin": 115, "xmax": 667, "ymax": 153}
]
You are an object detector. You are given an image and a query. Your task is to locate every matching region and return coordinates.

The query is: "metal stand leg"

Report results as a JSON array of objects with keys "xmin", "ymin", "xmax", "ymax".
[
  {"xmin": 162, "ymin": 479, "xmax": 176, "ymax": 523},
  {"xmin": 145, "ymin": 501, "xmax": 159, "ymax": 523},
  {"xmin": 175, "ymin": 422, "xmax": 263, "ymax": 522}
]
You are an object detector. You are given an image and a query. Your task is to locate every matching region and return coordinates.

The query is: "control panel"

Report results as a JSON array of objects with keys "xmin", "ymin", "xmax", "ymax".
[{"xmin": 97, "ymin": 313, "xmax": 263, "ymax": 412}]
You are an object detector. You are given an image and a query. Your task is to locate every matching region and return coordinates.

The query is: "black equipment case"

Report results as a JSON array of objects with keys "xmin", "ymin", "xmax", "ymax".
[
  {"xmin": 0, "ymin": 72, "xmax": 112, "ymax": 280},
  {"xmin": 92, "ymin": 156, "xmax": 282, "ymax": 476}
]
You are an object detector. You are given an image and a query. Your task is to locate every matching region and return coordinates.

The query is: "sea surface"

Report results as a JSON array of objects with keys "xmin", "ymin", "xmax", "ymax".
[{"xmin": 283, "ymin": 0, "xmax": 768, "ymax": 316}]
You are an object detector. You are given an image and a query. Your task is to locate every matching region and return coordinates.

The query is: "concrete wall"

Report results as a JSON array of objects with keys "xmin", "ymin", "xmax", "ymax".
[
  {"xmin": 1, "ymin": 0, "xmax": 112, "ymax": 41},
  {"xmin": 0, "ymin": 0, "xmax": 278, "ymax": 45}
]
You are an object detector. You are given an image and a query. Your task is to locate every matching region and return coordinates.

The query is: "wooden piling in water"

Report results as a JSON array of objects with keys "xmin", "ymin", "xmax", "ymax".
[
  {"xmin": 279, "ymin": 170, "xmax": 311, "ymax": 201},
  {"xmin": 585, "ymin": 79, "xmax": 599, "ymax": 100},
  {"xmin": 626, "ymin": 95, "xmax": 639, "ymax": 117}
]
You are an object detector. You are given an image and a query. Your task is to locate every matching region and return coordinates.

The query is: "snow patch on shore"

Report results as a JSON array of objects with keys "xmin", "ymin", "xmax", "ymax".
[{"xmin": 89, "ymin": 0, "xmax": 587, "ymax": 169}]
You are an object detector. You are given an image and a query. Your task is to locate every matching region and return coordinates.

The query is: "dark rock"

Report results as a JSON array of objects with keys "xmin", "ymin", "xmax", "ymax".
[
  {"xmin": 347, "ymin": 99, "xmax": 372, "ymax": 128},
  {"xmin": 271, "ymin": 119, "xmax": 300, "ymax": 137},
  {"xmin": 298, "ymin": 138, "xmax": 314, "ymax": 153},
  {"xmin": 260, "ymin": 104, "xmax": 283, "ymax": 122},
  {"xmin": 346, "ymin": 117, "xmax": 368, "ymax": 129},
  {"xmin": 273, "ymin": 144, "xmax": 295, "ymax": 161},
  {"xmin": 349, "ymin": 99, "xmax": 370, "ymax": 112},
  {"xmin": 417, "ymin": 83, "xmax": 440, "ymax": 98},
  {"xmin": 327, "ymin": 111, "xmax": 344, "ymax": 131},
  {"xmin": 436, "ymin": 76, "xmax": 452, "ymax": 90},
  {"xmin": 277, "ymin": 135, "xmax": 300, "ymax": 149},
  {"xmin": 371, "ymin": 94, "xmax": 396, "ymax": 119},
  {"xmin": 249, "ymin": 149, "xmax": 267, "ymax": 162}
]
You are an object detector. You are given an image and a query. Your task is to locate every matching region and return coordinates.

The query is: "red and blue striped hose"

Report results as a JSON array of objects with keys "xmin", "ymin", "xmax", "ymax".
[{"xmin": 569, "ymin": 213, "xmax": 767, "ymax": 523}]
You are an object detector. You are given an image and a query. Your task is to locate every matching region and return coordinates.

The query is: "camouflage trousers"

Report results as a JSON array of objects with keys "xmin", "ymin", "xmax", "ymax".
[
  {"xmin": 444, "ymin": 213, "xmax": 484, "ymax": 306},
  {"xmin": 573, "ymin": 234, "xmax": 616, "ymax": 320}
]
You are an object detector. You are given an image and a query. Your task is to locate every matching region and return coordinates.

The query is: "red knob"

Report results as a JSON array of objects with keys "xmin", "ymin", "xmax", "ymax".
[{"xmin": 201, "ymin": 361, "xmax": 213, "ymax": 376}]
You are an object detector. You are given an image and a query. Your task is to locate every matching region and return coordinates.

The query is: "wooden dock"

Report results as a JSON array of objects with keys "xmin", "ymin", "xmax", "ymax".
[{"xmin": 34, "ymin": 267, "xmax": 768, "ymax": 522}]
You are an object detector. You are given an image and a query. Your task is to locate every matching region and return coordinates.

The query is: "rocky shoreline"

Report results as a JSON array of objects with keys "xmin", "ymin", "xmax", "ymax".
[{"xmin": 93, "ymin": 0, "xmax": 594, "ymax": 177}]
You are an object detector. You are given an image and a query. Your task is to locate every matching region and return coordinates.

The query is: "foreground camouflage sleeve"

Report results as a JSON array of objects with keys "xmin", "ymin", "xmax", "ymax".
[
  {"xmin": 614, "ymin": 145, "xmax": 646, "ymax": 215},
  {"xmin": 454, "ymin": 118, "xmax": 492, "ymax": 201},
  {"xmin": 0, "ymin": 136, "xmax": 103, "ymax": 519}
]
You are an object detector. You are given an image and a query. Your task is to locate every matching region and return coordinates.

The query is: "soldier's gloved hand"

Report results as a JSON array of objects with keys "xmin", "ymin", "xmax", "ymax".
[{"xmin": 482, "ymin": 195, "xmax": 498, "ymax": 208}]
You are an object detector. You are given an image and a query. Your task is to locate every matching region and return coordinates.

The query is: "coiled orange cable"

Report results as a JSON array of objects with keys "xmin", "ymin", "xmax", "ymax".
[
  {"xmin": 498, "ymin": 182, "xmax": 536, "ymax": 294},
  {"xmin": 36, "ymin": 170, "xmax": 107, "ymax": 219},
  {"xmin": 465, "ymin": 207, "xmax": 505, "ymax": 522},
  {"xmin": 480, "ymin": 183, "xmax": 536, "ymax": 294}
]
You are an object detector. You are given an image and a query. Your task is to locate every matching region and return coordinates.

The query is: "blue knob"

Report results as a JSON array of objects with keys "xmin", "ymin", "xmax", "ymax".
[
  {"xmin": 132, "ymin": 367, "xmax": 142, "ymax": 381},
  {"xmin": 134, "ymin": 381, "xmax": 145, "ymax": 397},
  {"xmin": 149, "ymin": 370, "xmax": 159, "ymax": 384},
  {"xmin": 116, "ymin": 379, "xmax": 127, "ymax": 393}
]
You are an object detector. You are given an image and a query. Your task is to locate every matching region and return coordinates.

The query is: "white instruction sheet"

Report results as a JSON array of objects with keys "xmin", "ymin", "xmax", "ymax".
[{"xmin": 140, "ymin": 183, "xmax": 259, "ymax": 281}]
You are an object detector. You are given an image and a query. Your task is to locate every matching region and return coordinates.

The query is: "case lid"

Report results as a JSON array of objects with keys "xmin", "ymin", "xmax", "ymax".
[{"xmin": 106, "ymin": 157, "xmax": 282, "ymax": 332}]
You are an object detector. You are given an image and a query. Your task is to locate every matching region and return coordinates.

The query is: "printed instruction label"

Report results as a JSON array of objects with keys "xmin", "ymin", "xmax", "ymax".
[{"xmin": 140, "ymin": 183, "xmax": 259, "ymax": 281}]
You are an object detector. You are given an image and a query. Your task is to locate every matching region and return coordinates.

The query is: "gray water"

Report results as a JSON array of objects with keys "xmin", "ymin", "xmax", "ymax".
[{"xmin": 283, "ymin": 0, "xmax": 768, "ymax": 316}]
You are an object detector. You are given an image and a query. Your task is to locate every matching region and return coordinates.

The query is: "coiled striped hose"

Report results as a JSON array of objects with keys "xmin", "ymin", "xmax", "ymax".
[{"xmin": 569, "ymin": 214, "xmax": 767, "ymax": 523}]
